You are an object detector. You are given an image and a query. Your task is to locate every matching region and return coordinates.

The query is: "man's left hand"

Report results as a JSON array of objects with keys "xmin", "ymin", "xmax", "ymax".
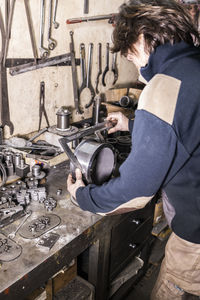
[{"xmin": 67, "ymin": 168, "xmax": 85, "ymax": 199}]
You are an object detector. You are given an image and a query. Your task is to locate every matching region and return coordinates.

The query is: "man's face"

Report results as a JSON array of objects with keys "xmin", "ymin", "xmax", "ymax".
[{"xmin": 126, "ymin": 34, "xmax": 150, "ymax": 71}]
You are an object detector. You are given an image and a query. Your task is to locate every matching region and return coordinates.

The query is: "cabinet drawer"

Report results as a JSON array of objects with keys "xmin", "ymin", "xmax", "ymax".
[{"xmin": 110, "ymin": 216, "xmax": 153, "ymax": 276}]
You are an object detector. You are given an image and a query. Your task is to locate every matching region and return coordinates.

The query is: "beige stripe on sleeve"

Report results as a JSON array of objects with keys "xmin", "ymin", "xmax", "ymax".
[
  {"xmin": 138, "ymin": 74, "xmax": 181, "ymax": 125},
  {"xmin": 97, "ymin": 195, "xmax": 153, "ymax": 216}
]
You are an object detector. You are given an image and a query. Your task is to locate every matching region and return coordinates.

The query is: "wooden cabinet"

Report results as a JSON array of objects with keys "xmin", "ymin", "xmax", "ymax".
[{"xmin": 78, "ymin": 198, "xmax": 156, "ymax": 300}]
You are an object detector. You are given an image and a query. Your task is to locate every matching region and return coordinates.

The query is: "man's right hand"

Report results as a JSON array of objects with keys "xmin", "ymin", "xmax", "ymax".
[{"xmin": 107, "ymin": 112, "xmax": 129, "ymax": 134}]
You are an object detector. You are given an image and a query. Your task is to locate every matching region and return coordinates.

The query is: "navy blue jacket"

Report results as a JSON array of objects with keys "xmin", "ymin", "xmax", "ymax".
[{"xmin": 77, "ymin": 41, "xmax": 200, "ymax": 244}]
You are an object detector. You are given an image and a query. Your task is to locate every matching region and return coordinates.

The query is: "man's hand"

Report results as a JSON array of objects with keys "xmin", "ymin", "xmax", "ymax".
[
  {"xmin": 107, "ymin": 112, "xmax": 129, "ymax": 134},
  {"xmin": 67, "ymin": 168, "xmax": 85, "ymax": 199}
]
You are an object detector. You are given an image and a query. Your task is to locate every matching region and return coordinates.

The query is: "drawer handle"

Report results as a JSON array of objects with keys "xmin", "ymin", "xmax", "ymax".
[
  {"xmin": 131, "ymin": 219, "xmax": 140, "ymax": 225},
  {"xmin": 129, "ymin": 243, "xmax": 137, "ymax": 249}
]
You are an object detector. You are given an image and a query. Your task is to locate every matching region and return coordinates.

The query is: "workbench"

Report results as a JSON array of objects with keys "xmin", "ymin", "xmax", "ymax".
[{"xmin": 0, "ymin": 161, "xmax": 155, "ymax": 300}]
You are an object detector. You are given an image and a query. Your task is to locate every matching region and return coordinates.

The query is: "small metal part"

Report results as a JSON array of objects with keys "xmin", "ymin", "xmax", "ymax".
[
  {"xmin": 44, "ymin": 197, "xmax": 56, "ymax": 211},
  {"xmin": 19, "ymin": 214, "xmax": 61, "ymax": 239},
  {"xmin": 14, "ymin": 153, "xmax": 22, "ymax": 167},
  {"xmin": 56, "ymin": 107, "xmax": 71, "ymax": 131},
  {"xmin": 28, "ymin": 164, "xmax": 46, "ymax": 180},
  {"xmin": 56, "ymin": 189, "xmax": 62, "ymax": 196},
  {"xmin": 28, "ymin": 187, "xmax": 46, "ymax": 202},
  {"xmin": 0, "ymin": 233, "xmax": 22, "ymax": 261},
  {"xmin": 38, "ymin": 232, "xmax": 60, "ymax": 249},
  {"xmin": 15, "ymin": 159, "xmax": 30, "ymax": 178}
]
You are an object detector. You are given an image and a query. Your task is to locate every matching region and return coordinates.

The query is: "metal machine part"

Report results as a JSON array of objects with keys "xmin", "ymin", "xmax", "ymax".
[
  {"xmin": 0, "ymin": 205, "xmax": 25, "ymax": 228},
  {"xmin": 71, "ymin": 139, "xmax": 115, "ymax": 185},
  {"xmin": 44, "ymin": 197, "xmax": 57, "ymax": 211},
  {"xmin": 15, "ymin": 158, "xmax": 30, "ymax": 178},
  {"xmin": 56, "ymin": 107, "xmax": 71, "ymax": 131},
  {"xmin": 0, "ymin": 233, "xmax": 22, "ymax": 262},
  {"xmin": 19, "ymin": 213, "xmax": 61, "ymax": 239},
  {"xmin": 119, "ymin": 95, "xmax": 135, "ymax": 108},
  {"xmin": 28, "ymin": 164, "xmax": 46, "ymax": 180}
]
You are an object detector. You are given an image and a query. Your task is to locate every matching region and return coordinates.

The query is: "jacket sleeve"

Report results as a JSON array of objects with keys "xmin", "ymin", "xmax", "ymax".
[{"xmin": 76, "ymin": 110, "xmax": 189, "ymax": 216}]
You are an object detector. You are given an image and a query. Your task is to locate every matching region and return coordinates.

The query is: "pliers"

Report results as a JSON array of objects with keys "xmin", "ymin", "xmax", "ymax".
[{"xmin": 38, "ymin": 81, "xmax": 50, "ymax": 131}]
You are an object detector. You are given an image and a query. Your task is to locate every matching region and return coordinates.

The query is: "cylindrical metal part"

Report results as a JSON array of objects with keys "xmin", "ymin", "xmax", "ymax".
[
  {"xmin": 92, "ymin": 97, "xmax": 101, "ymax": 125},
  {"xmin": 32, "ymin": 164, "xmax": 41, "ymax": 177},
  {"xmin": 5, "ymin": 152, "xmax": 13, "ymax": 163},
  {"xmin": 56, "ymin": 106, "xmax": 71, "ymax": 131},
  {"xmin": 116, "ymin": 135, "xmax": 132, "ymax": 153},
  {"xmin": 119, "ymin": 95, "xmax": 134, "ymax": 108},
  {"xmin": 71, "ymin": 139, "xmax": 115, "ymax": 185},
  {"xmin": 14, "ymin": 153, "xmax": 22, "ymax": 167}
]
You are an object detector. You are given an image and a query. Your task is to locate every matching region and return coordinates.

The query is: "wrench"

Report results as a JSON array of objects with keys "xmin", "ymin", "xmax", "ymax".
[
  {"xmin": 24, "ymin": 0, "xmax": 38, "ymax": 64},
  {"xmin": 39, "ymin": 0, "xmax": 49, "ymax": 59},
  {"xmin": 53, "ymin": 0, "xmax": 59, "ymax": 29},
  {"xmin": 48, "ymin": 0, "xmax": 57, "ymax": 50},
  {"xmin": 79, "ymin": 43, "xmax": 87, "ymax": 97},
  {"xmin": 8, "ymin": 210, "xmax": 32, "ymax": 239},
  {"xmin": 85, "ymin": 43, "xmax": 95, "ymax": 108},
  {"xmin": 95, "ymin": 42, "xmax": 102, "ymax": 94},
  {"xmin": 5, "ymin": 0, "xmax": 10, "ymax": 36},
  {"xmin": 3, "ymin": 0, "xmax": 16, "ymax": 67},
  {"xmin": 0, "ymin": 8, "xmax": 14, "ymax": 135},
  {"xmin": 102, "ymin": 42, "xmax": 110, "ymax": 87},
  {"xmin": 70, "ymin": 31, "xmax": 82, "ymax": 114},
  {"xmin": 112, "ymin": 52, "xmax": 118, "ymax": 85}
]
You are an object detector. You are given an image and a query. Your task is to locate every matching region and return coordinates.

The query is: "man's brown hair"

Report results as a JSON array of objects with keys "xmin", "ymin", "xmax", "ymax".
[{"xmin": 112, "ymin": 0, "xmax": 200, "ymax": 56}]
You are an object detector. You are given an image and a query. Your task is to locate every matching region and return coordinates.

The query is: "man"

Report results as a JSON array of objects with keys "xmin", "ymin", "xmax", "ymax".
[{"xmin": 67, "ymin": 0, "xmax": 200, "ymax": 298}]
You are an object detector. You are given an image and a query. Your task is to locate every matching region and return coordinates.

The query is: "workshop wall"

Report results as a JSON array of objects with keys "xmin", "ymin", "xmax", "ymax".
[{"xmin": 0, "ymin": 0, "xmax": 138, "ymax": 138}]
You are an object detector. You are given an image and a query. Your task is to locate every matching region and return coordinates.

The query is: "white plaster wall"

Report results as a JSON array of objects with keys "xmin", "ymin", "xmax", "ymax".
[{"xmin": 0, "ymin": 0, "xmax": 138, "ymax": 137}]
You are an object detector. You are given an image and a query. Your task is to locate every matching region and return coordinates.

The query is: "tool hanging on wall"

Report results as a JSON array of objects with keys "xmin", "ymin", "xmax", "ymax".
[
  {"xmin": 66, "ymin": 13, "xmax": 117, "ymax": 25},
  {"xmin": 24, "ymin": 0, "xmax": 38, "ymax": 64},
  {"xmin": 112, "ymin": 52, "xmax": 118, "ymax": 85},
  {"xmin": 69, "ymin": 31, "xmax": 83, "ymax": 114},
  {"xmin": 48, "ymin": 0, "xmax": 57, "ymax": 50},
  {"xmin": 84, "ymin": 0, "xmax": 89, "ymax": 14},
  {"xmin": 0, "ymin": 8, "xmax": 14, "ymax": 135},
  {"xmin": 3, "ymin": 0, "xmax": 16, "ymax": 67},
  {"xmin": 95, "ymin": 43, "xmax": 102, "ymax": 94},
  {"xmin": 38, "ymin": 81, "xmax": 50, "ymax": 131},
  {"xmin": 53, "ymin": 0, "xmax": 59, "ymax": 28},
  {"xmin": 5, "ymin": 0, "xmax": 10, "ymax": 35},
  {"xmin": 40, "ymin": 0, "xmax": 49, "ymax": 58},
  {"xmin": 102, "ymin": 42, "xmax": 110, "ymax": 87},
  {"xmin": 85, "ymin": 43, "xmax": 95, "ymax": 108}
]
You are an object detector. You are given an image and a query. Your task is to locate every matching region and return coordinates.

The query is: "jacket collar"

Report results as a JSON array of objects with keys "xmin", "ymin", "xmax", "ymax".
[{"xmin": 140, "ymin": 41, "xmax": 200, "ymax": 82}]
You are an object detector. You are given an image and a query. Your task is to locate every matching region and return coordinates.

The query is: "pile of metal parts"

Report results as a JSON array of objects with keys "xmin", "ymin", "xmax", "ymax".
[
  {"xmin": 0, "ymin": 150, "xmax": 30, "ymax": 186},
  {"xmin": 0, "ymin": 232, "xmax": 22, "ymax": 262},
  {"xmin": 0, "ymin": 162, "xmax": 57, "ymax": 229}
]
